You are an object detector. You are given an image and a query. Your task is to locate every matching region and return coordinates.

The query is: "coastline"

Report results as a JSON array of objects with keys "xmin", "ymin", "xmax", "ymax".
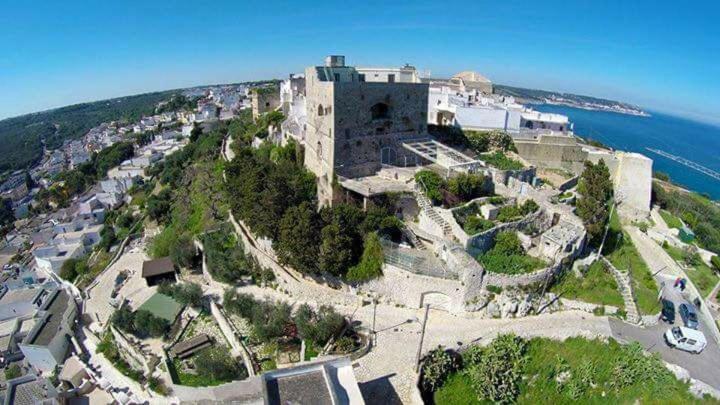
[{"xmin": 527, "ymin": 100, "xmax": 650, "ymax": 118}]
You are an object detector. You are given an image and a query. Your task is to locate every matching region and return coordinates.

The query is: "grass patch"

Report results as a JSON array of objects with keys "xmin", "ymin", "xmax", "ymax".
[
  {"xmin": 551, "ymin": 261, "xmax": 624, "ymax": 310},
  {"xmin": 664, "ymin": 245, "xmax": 719, "ymax": 299},
  {"xmin": 660, "ymin": 209, "xmax": 683, "ymax": 229},
  {"xmin": 434, "ymin": 337, "xmax": 705, "ymax": 405},
  {"xmin": 169, "ymin": 357, "xmax": 233, "ymax": 387},
  {"xmin": 604, "ymin": 212, "xmax": 660, "ymax": 315},
  {"xmin": 480, "ymin": 151, "xmax": 525, "ymax": 170},
  {"xmin": 304, "ymin": 342, "xmax": 320, "ymax": 361}
]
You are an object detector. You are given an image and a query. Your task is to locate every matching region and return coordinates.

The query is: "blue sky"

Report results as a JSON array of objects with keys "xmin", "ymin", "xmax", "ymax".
[{"xmin": 1, "ymin": 0, "xmax": 719, "ymax": 124}]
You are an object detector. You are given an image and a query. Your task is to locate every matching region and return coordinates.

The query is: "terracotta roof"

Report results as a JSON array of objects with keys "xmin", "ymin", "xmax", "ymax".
[{"xmin": 141, "ymin": 257, "xmax": 175, "ymax": 278}]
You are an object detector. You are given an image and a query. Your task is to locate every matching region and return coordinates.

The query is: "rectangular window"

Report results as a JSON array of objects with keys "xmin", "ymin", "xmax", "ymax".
[
  {"xmin": 358, "ymin": 74, "xmax": 365, "ymax": 82},
  {"xmin": 333, "ymin": 73, "xmax": 340, "ymax": 82},
  {"xmin": 388, "ymin": 74, "xmax": 395, "ymax": 83}
]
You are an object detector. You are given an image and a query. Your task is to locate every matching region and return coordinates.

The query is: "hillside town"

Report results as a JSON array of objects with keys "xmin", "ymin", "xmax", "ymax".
[{"xmin": 0, "ymin": 56, "xmax": 719, "ymax": 405}]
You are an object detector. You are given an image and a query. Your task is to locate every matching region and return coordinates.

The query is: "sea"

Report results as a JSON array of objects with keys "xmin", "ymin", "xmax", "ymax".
[{"xmin": 532, "ymin": 104, "xmax": 720, "ymax": 200}]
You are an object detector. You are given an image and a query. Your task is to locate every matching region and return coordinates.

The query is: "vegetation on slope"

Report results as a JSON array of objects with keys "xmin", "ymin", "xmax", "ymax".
[
  {"xmin": 430, "ymin": 336, "xmax": 705, "ymax": 405},
  {"xmin": 0, "ymin": 91, "xmax": 174, "ymax": 171}
]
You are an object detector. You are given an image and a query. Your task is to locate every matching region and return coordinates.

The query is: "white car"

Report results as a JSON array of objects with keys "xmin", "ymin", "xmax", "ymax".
[{"xmin": 665, "ymin": 326, "xmax": 706, "ymax": 353}]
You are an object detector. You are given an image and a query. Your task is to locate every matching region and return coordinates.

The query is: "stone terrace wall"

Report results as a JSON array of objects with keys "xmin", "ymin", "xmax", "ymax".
[
  {"xmin": 466, "ymin": 209, "xmax": 551, "ymax": 257},
  {"xmin": 490, "ymin": 166, "xmax": 536, "ymax": 186},
  {"xmin": 482, "ymin": 260, "xmax": 563, "ymax": 289}
]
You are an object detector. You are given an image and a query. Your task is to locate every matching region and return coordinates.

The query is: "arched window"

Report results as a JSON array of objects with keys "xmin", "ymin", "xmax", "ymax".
[
  {"xmin": 318, "ymin": 104, "xmax": 324, "ymax": 116},
  {"xmin": 371, "ymin": 103, "xmax": 389, "ymax": 120}
]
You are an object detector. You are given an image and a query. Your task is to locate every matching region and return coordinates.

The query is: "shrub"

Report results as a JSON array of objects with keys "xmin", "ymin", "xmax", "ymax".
[
  {"xmin": 111, "ymin": 305, "xmax": 136, "ymax": 333},
  {"xmin": 415, "ymin": 170, "xmax": 444, "ymax": 205},
  {"xmin": 421, "ymin": 347, "xmax": 460, "ymax": 392},
  {"xmin": 466, "ymin": 334, "xmax": 526, "ymax": 404},
  {"xmin": 170, "ymin": 233, "xmax": 196, "ymax": 269},
  {"xmin": 334, "ymin": 336, "xmax": 356, "ymax": 353},
  {"xmin": 464, "ymin": 216, "xmax": 494, "ymax": 235},
  {"xmin": 223, "ymin": 290, "xmax": 257, "ymax": 319},
  {"xmin": 611, "ymin": 342, "xmax": 676, "ymax": 392},
  {"xmin": 520, "ymin": 199, "xmax": 539, "ymax": 215},
  {"xmin": 4, "ymin": 364, "xmax": 22, "ymax": 380},
  {"xmin": 486, "ymin": 285, "xmax": 503, "ymax": 294}
]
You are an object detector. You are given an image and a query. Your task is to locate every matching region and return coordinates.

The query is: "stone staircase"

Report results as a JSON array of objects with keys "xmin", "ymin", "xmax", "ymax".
[
  {"xmin": 401, "ymin": 223, "xmax": 426, "ymax": 250},
  {"xmin": 414, "ymin": 188, "xmax": 453, "ymax": 238},
  {"xmin": 602, "ymin": 256, "xmax": 642, "ymax": 325}
]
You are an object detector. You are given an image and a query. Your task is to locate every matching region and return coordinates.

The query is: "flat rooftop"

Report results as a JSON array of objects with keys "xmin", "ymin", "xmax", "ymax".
[
  {"xmin": 265, "ymin": 370, "xmax": 333, "ymax": 405},
  {"xmin": 30, "ymin": 290, "xmax": 71, "ymax": 346},
  {"xmin": 137, "ymin": 293, "xmax": 183, "ymax": 323}
]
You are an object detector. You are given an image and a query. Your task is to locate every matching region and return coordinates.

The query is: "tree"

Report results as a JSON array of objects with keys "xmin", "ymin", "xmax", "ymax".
[
  {"xmin": 194, "ymin": 346, "xmax": 244, "ymax": 382},
  {"xmin": 170, "ymin": 233, "xmax": 196, "ymax": 269},
  {"xmin": 132, "ymin": 310, "xmax": 169, "ymax": 338},
  {"xmin": 295, "ymin": 304, "xmax": 345, "ymax": 346},
  {"xmin": 318, "ymin": 204, "xmax": 365, "ymax": 276},
  {"xmin": 60, "ymin": 258, "xmax": 81, "ymax": 281},
  {"xmin": 146, "ymin": 188, "xmax": 172, "ymax": 223},
  {"xmin": 576, "ymin": 160, "xmax": 613, "ymax": 246},
  {"xmin": 111, "ymin": 305, "xmax": 135, "ymax": 333},
  {"xmin": 275, "ymin": 202, "xmax": 321, "ymax": 274},
  {"xmin": 346, "ymin": 232, "xmax": 384, "ymax": 282}
]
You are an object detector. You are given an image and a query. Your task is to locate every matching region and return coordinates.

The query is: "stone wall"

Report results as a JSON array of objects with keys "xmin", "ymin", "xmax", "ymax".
[
  {"xmin": 489, "ymin": 166, "xmax": 536, "ymax": 186},
  {"xmin": 482, "ymin": 260, "xmax": 562, "ymax": 289},
  {"xmin": 356, "ymin": 263, "xmax": 467, "ymax": 313},
  {"xmin": 466, "ymin": 209, "xmax": 551, "ymax": 257},
  {"xmin": 251, "ymin": 90, "xmax": 280, "ymax": 121},
  {"xmin": 513, "ymin": 134, "xmax": 588, "ymax": 174}
]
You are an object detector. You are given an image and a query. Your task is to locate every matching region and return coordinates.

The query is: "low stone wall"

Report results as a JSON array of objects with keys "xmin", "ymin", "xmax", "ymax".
[
  {"xmin": 110, "ymin": 325, "xmax": 153, "ymax": 375},
  {"xmin": 482, "ymin": 260, "xmax": 562, "ymax": 289},
  {"xmin": 466, "ymin": 209, "xmax": 550, "ymax": 257},
  {"xmin": 560, "ymin": 298, "xmax": 619, "ymax": 315},
  {"xmin": 490, "ymin": 166, "xmax": 536, "ymax": 186},
  {"xmin": 558, "ymin": 175, "xmax": 579, "ymax": 191},
  {"xmin": 210, "ymin": 301, "xmax": 256, "ymax": 377}
]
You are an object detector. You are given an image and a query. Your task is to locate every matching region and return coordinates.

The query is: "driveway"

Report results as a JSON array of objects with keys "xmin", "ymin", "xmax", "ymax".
[{"xmin": 610, "ymin": 317, "xmax": 720, "ymax": 389}]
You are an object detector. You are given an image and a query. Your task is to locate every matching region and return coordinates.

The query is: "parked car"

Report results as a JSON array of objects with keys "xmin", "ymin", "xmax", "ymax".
[
  {"xmin": 661, "ymin": 299, "xmax": 675, "ymax": 323},
  {"xmin": 665, "ymin": 326, "xmax": 706, "ymax": 354},
  {"xmin": 679, "ymin": 303, "xmax": 699, "ymax": 329}
]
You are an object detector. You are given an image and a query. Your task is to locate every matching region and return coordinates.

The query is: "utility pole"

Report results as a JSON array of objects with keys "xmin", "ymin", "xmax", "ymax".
[
  {"xmin": 372, "ymin": 299, "xmax": 377, "ymax": 346},
  {"xmin": 414, "ymin": 304, "xmax": 431, "ymax": 373}
]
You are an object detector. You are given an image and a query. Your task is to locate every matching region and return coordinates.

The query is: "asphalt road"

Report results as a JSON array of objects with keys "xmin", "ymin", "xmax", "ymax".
[{"xmin": 610, "ymin": 304, "xmax": 720, "ymax": 390}]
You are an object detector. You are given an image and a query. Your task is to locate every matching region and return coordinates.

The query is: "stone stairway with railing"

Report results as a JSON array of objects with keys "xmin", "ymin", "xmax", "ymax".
[
  {"xmin": 601, "ymin": 256, "xmax": 642, "ymax": 324},
  {"xmin": 414, "ymin": 184, "xmax": 453, "ymax": 239},
  {"xmin": 400, "ymin": 223, "xmax": 426, "ymax": 250}
]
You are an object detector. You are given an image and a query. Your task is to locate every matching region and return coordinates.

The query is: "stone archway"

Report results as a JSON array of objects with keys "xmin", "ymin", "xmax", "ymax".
[{"xmin": 380, "ymin": 146, "xmax": 397, "ymax": 165}]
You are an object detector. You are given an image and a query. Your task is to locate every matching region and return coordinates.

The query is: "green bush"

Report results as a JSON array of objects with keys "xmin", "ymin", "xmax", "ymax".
[
  {"xmin": 447, "ymin": 173, "xmax": 486, "ymax": 201},
  {"xmin": 463, "ymin": 216, "xmax": 494, "ymax": 235},
  {"xmin": 711, "ymin": 255, "xmax": 720, "ymax": 272},
  {"xmin": 478, "ymin": 231, "xmax": 546, "ymax": 275},
  {"xmin": 4, "ymin": 364, "xmax": 22, "ymax": 380},
  {"xmin": 481, "ymin": 151, "xmax": 524, "ymax": 170},
  {"xmin": 466, "ymin": 334, "xmax": 526, "ymax": 404},
  {"xmin": 610, "ymin": 342, "xmax": 676, "ymax": 391},
  {"xmin": 415, "ymin": 170, "xmax": 444, "ymax": 204},
  {"xmin": 421, "ymin": 347, "xmax": 460, "ymax": 392}
]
